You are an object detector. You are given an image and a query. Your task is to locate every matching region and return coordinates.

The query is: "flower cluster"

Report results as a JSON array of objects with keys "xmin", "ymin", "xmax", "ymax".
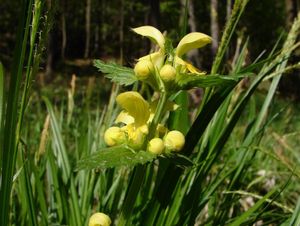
[
  {"xmin": 104, "ymin": 91, "xmax": 184, "ymax": 154},
  {"xmin": 103, "ymin": 26, "xmax": 211, "ymax": 155},
  {"xmin": 132, "ymin": 26, "xmax": 212, "ymax": 91}
]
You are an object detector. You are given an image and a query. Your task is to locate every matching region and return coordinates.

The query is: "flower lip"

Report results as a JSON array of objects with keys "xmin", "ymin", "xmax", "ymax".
[
  {"xmin": 132, "ymin": 26, "xmax": 165, "ymax": 50},
  {"xmin": 116, "ymin": 91, "xmax": 150, "ymax": 127}
]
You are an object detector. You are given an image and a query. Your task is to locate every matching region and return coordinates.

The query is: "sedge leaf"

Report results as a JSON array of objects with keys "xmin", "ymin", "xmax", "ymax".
[{"xmin": 94, "ymin": 59, "xmax": 137, "ymax": 86}]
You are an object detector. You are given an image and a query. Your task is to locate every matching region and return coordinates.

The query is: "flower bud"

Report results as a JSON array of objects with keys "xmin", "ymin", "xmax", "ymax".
[
  {"xmin": 148, "ymin": 138, "xmax": 165, "ymax": 154},
  {"xmin": 104, "ymin": 126, "xmax": 125, "ymax": 146},
  {"xmin": 134, "ymin": 60, "xmax": 154, "ymax": 80},
  {"xmin": 89, "ymin": 212, "xmax": 111, "ymax": 226},
  {"xmin": 164, "ymin": 130, "xmax": 185, "ymax": 152},
  {"xmin": 159, "ymin": 64, "xmax": 176, "ymax": 82}
]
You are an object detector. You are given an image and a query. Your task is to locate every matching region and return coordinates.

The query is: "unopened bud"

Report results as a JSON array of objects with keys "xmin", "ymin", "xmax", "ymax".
[
  {"xmin": 164, "ymin": 130, "xmax": 185, "ymax": 152},
  {"xmin": 134, "ymin": 60, "xmax": 154, "ymax": 80},
  {"xmin": 104, "ymin": 126, "xmax": 125, "ymax": 146},
  {"xmin": 159, "ymin": 64, "xmax": 176, "ymax": 82},
  {"xmin": 148, "ymin": 138, "xmax": 165, "ymax": 154},
  {"xmin": 89, "ymin": 212, "xmax": 111, "ymax": 226}
]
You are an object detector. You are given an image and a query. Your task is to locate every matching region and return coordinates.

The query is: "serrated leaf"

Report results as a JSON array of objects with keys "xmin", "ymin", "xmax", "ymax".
[
  {"xmin": 94, "ymin": 59, "xmax": 137, "ymax": 86},
  {"xmin": 177, "ymin": 73, "xmax": 251, "ymax": 89},
  {"xmin": 76, "ymin": 145, "xmax": 156, "ymax": 170}
]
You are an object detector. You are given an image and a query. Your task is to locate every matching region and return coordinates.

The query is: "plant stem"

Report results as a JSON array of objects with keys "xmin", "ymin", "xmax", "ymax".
[{"xmin": 148, "ymin": 91, "xmax": 168, "ymax": 140}]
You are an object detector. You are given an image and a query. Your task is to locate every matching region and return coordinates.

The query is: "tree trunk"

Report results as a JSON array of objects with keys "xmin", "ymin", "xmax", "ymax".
[
  {"xmin": 210, "ymin": 0, "xmax": 219, "ymax": 56},
  {"xmin": 119, "ymin": 0, "xmax": 124, "ymax": 63},
  {"xmin": 45, "ymin": 0, "xmax": 53, "ymax": 79},
  {"xmin": 61, "ymin": 9, "xmax": 66, "ymax": 60},
  {"xmin": 84, "ymin": 0, "xmax": 91, "ymax": 58},
  {"xmin": 186, "ymin": 0, "xmax": 201, "ymax": 68},
  {"xmin": 285, "ymin": 0, "xmax": 298, "ymax": 26},
  {"xmin": 148, "ymin": 0, "xmax": 160, "ymax": 28}
]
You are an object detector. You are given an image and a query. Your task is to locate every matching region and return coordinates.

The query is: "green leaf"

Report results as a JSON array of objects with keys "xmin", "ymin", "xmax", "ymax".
[
  {"xmin": 287, "ymin": 197, "xmax": 300, "ymax": 226},
  {"xmin": 0, "ymin": 62, "xmax": 4, "ymax": 156},
  {"xmin": 177, "ymin": 73, "xmax": 250, "ymax": 89},
  {"xmin": 94, "ymin": 59, "xmax": 137, "ymax": 86},
  {"xmin": 43, "ymin": 96, "xmax": 71, "ymax": 184},
  {"xmin": 76, "ymin": 145, "xmax": 156, "ymax": 170},
  {"xmin": 166, "ymin": 153, "xmax": 194, "ymax": 167},
  {"xmin": 228, "ymin": 189, "xmax": 276, "ymax": 226}
]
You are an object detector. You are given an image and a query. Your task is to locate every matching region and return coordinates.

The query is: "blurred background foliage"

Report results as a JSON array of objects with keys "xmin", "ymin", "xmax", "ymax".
[{"xmin": 1, "ymin": 0, "xmax": 299, "ymax": 100}]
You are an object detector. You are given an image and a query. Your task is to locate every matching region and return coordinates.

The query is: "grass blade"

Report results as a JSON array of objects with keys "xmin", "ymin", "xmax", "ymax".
[
  {"xmin": 44, "ymin": 96, "xmax": 71, "ymax": 183},
  {"xmin": 228, "ymin": 189, "xmax": 276, "ymax": 226},
  {"xmin": 0, "ymin": 1, "xmax": 33, "ymax": 224}
]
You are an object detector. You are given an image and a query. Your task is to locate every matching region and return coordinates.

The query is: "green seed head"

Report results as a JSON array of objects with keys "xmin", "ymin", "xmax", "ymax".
[{"xmin": 159, "ymin": 64, "xmax": 176, "ymax": 82}]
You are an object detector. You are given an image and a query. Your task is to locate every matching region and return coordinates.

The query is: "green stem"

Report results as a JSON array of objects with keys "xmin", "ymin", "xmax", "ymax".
[
  {"xmin": 148, "ymin": 91, "xmax": 168, "ymax": 140},
  {"xmin": 118, "ymin": 75, "xmax": 168, "ymax": 225}
]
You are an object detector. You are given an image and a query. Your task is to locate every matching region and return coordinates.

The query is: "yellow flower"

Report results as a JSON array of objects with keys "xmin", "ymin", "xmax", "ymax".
[
  {"xmin": 132, "ymin": 26, "xmax": 166, "ymax": 73},
  {"xmin": 89, "ymin": 212, "xmax": 111, "ymax": 226},
  {"xmin": 115, "ymin": 91, "xmax": 150, "ymax": 149},
  {"xmin": 148, "ymin": 138, "xmax": 165, "ymax": 154},
  {"xmin": 164, "ymin": 130, "xmax": 185, "ymax": 152},
  {"xmin": 104, "ymin": 127, "xmax": 125, "ymax": 146},
  {"xmin": 159, "ymin": 64, "xmax": 176, "ymax": 82},
  {"xmin": 134, "ymin": 59, "xmax": 154, "ymax": 80},
  {"xmin": 132, "ymin": 25, "xmax": 212, "ymax": 75},
  {"xmin": 114, "ymin": 91, "xmax": 179, "ymax": 150}
]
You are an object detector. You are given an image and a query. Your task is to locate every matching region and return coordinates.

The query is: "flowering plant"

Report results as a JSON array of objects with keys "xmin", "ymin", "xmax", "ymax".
[{"xmin": 79, "ymin": 25, "xmax": 241, "ymax": 169}]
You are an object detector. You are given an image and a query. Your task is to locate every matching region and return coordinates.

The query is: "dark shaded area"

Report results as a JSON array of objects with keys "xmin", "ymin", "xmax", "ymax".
[{"xmin": 0, "ymin": 0, "xmax": 300, "ymax": 99}]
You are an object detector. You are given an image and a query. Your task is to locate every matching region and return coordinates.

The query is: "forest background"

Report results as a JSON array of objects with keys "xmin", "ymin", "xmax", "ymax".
[{"xmin": 1, "ymin": 0, "xmax": 299, "ymax": 99}]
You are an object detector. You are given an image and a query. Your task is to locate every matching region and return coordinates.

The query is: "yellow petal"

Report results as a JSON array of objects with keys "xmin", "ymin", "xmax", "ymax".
[
  {"xmin": 186, "ymin": 62, "xmax": 206, "ymax": 75},
  {"xmin": 115, "ymin": 111, "xmax": 134, "ymax": 125},
  {"xmin": 104, "ymin": 127, "xmax": 125, "ymax": 146},
  {"xmin": 132, "ymin": 26, "xmax": 165, "ymax": 50},
  {"xmin": 174, "ymin": 56, "xmax": 205, "ymax": 75},
  {"xmin": 138, "ymin": 51, "xmax": 165, "ymax": 68},
  {"xmin": 116, "ymin": 91, "xmax": 150, "ymax": 127},
  {"xmin": 174, "ymin": 56, "xmax": 186, "ymax": 66},
  {"xmin": 176, "ymin": 32, "xmax": 212, "ymax": 57},
  {"xmin": 122, "ymin": 124, "xmax": 147, "ymax": 150},
  {"xmin": 89, "ymin": 212, "xmax": 111, "ymax": 226}
]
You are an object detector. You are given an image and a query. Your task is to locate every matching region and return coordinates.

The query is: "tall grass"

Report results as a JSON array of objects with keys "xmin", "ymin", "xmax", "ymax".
[{"xmin": 1, "ymin": 0, "xmax": 300, "ymax": 225}]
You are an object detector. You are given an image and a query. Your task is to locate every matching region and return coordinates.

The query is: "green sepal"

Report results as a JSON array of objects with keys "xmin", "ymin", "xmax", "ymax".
[{"xmin": 94, "ymin": 59, "xmax": 137, "ymax": 86}]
